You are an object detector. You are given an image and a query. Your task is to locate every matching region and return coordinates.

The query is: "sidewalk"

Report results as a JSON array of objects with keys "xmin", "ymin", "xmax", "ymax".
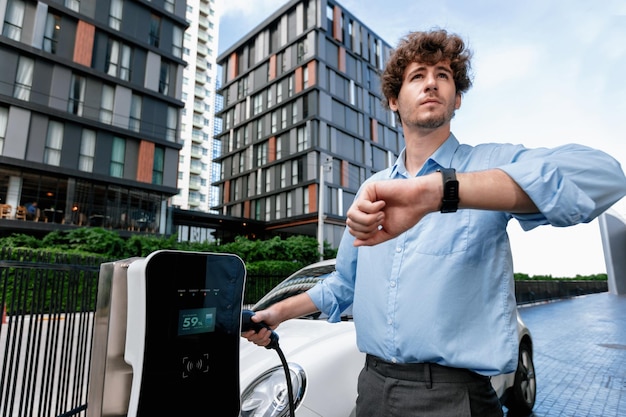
[{"xmin": 516, "ymin": 292, "xmax": 626, "ymax": 417}]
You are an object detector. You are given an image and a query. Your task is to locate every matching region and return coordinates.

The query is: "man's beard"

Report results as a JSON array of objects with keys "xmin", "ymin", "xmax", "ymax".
[{"xmin": 402, "ymin": 102, "xmax": 456, "ymax": 129}]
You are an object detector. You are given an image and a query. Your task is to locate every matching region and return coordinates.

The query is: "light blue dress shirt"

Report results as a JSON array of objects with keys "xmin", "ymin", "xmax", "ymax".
[{"xmin": 307, "ymin": 134, "xmax": 626, "ymax": 376}]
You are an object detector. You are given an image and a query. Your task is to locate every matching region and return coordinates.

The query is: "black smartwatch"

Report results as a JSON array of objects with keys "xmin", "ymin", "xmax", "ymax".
[{"xmin": 437, "ymin": 168, "xmax": 459, "ymax": 213}]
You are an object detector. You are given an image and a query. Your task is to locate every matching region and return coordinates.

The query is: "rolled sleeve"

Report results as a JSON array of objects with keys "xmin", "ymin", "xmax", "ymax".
[{"xmin": 498, "ymin": 144, "xmax": 626, "ymax": 230}]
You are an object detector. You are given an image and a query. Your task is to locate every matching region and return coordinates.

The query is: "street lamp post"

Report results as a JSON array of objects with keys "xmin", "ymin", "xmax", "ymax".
[{"xmin": 318, "ymin": 156, "xmax": 332, "ymax": 261}]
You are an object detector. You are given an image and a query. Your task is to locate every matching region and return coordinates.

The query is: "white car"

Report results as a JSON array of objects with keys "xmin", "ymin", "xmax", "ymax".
[{"xmin": 239, "ymin": 259, "xmax": 536, "ymax": 417}]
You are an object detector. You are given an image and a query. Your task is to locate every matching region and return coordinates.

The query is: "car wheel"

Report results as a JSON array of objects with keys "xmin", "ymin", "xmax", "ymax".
[{"xmin": 504, "ymin": 341, "xmax": 536, "ymax": 416}]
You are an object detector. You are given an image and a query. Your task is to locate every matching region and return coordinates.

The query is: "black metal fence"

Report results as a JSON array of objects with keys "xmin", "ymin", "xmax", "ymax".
[
  {"xmin": 0, "ymin": 249, "xmax": 101, "ymax": 417},
  {"xmin": 0, "ymin": 249, "xmax": 609, "ymax": 417}
]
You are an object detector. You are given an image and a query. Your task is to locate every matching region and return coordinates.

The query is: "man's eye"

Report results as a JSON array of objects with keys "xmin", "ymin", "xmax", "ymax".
[{"xmin": 438, "ymin": 73, "xmax": 449, "ymax": 79}]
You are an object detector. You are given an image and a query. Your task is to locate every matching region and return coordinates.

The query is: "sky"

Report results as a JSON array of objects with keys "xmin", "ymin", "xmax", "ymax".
[{"xmin": 217, "ymin": 0, "xmax": 626, "ymax": 277}]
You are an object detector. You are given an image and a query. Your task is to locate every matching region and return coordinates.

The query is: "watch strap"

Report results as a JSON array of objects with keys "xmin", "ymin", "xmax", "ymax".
[{"xmin": 437, "ymin": 168, "xmax": 459, "ymax": 213}]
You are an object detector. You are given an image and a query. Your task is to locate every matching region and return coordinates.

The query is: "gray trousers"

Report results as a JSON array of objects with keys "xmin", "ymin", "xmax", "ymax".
[{"xmin": 356, "ymin": 355, "xmax": 504, "ymax": 417}]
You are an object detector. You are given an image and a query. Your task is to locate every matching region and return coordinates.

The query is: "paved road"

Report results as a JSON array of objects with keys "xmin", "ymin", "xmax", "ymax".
[{"xmin": 512, "ymin": 293, "xmax": 626, "ymax": 417}]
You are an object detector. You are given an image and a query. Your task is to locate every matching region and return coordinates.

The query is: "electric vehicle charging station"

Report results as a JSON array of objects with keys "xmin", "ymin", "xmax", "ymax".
[{"xmin": 87, "ymin": 250, "xmax": 246, "ymax": 417}]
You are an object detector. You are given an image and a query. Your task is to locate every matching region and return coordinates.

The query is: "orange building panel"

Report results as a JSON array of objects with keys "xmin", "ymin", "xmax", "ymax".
[
  {"xmin": 370, "ymin": 118, "xmax": 378, "ymax": 143},
  {"xmin": 269, "ymin": 55, "xmax": 277, "ymax": 81},
  {"xmin": 307, "ymin": 61, "xmax": 317, "ymax": 86},
  {"xmin": 136, "ymin": 141, "xmax": 155, "ymax": 183},
  {"xmin": 308, "ymin": 184, "xmax": 318, "ymax": 212},
  {"xmin": 333, "ymin": 6, "xmax": 343, "ymax": 43},
  {"xmin": 73, "ymin": 21, "xmax": 95, "ymax": 67}
]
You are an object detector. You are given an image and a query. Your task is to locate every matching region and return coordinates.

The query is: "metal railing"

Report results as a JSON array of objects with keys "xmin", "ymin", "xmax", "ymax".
[{"xmin": 0, "ymin": 250, "xmax": 100, "ymax": 417}]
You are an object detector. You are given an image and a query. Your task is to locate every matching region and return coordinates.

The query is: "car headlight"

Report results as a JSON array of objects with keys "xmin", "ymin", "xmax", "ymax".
[{"xmin": 240, "ymin": 363, "xmax": 306, "ymax": 417}]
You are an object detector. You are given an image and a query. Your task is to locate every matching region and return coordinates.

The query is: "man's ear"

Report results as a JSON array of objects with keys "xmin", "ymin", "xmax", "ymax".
[
  {"xmin": 455, "ymin": 94, "xmax": 462, "ymax": 110},
  {"xmin": 388, "ymin": 97, "xmax": 398, "ymax": 112}
]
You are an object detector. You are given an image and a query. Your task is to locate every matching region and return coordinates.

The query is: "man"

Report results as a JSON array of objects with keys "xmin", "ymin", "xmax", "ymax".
[
  {"xmin": 25, "ymin": 201, "xmax": 38, "ymax": 220},
  {"xmin": 243, "ymin": 29, "xmax": 626, "ymax": 416}
]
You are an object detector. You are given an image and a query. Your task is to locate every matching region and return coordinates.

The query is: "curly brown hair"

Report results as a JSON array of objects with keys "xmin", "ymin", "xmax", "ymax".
[{"xmin": 380, "ymin": 29, "xmax": 473, "ymax": 110}]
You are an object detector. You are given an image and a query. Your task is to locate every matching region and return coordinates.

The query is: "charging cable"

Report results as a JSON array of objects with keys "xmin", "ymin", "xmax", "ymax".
[{"xmin": 241, "ymin": 310, "xmax": 295, "ymax": 417}]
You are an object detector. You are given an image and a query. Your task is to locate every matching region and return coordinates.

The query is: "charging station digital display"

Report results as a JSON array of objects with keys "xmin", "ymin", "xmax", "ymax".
[
  {"xmin": 177, "ymin": 307, "xmax": 216, "ymax": 336},
  {"xmin": 124, "ymin": 251, "xmax": 246, "ymax": 417}
]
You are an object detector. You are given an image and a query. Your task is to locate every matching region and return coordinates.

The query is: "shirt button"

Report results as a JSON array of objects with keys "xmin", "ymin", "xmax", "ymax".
[
  {"xmin": 395, "ymin": 247, "xmax": 402, "ymax": 253},
  {"xmin": 391, "ymin": 357, "xmax": 398, "ymax": 363},
  {"xmin": 387, "ymin": 318, "xmax": 392, "ymax": 325},
  {"xmin": 390, "ymin": 280, "xmax": 396, "ymax": 287}
]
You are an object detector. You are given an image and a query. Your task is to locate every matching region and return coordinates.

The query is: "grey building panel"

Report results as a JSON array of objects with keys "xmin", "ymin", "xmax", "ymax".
[
  {"xmin": 60, "ymin": 123, "xmax": 82, "ymax": 169},
  {"xmin": 18, "ymin": 1, "xmax": 38, "ymax": 46},
  {"xmin": 91, "ymin": 32, "xmax": 109, "ymax": 74},
  {"xmin": 0, "ymin": 49, "xmax": 18, "ymax": 97},
  {"xmin": 25, "ymin": 113, "xmax": 47, "ymax": 163},
  {"xmin": 113, "ymin": 85, "xmax": 132, "ymax": 129},
  {"xmin": 29, "ymin": 60, "xmax": 55, "ymax": 106},
  {"xmin": 78, "ymin": 0, "xmax": 97, "ymax": 19},
  {"xmin": 163, "ymin": 147, "xmax": 178, "ymax": 188},
  {"xmin": 144, "ymin": 51, "xmax": 160, "ymax": 91},
  {"xmin": 3, "ymin": 107, "xmax": 30, "ymax": 159},
  {"xmin": 124, "ymin": 139, "xmax": 139, "ymax": 181},
  {"xmin": 48, "ymin": 65, "xmax": 72, "ymax": 112},
  {"xmin": 93, "ymin": 131, "xmax": 114, "ymax": 176},
  {"xmin": 82, "ymin": 79, "xmax": 102, "ymax": 121},
  {"xmin": 131, "ymin": 48, "xmax": 147, "ymax": 86}
]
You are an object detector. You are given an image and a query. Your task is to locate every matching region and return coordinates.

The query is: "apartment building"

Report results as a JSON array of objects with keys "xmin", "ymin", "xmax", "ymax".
[
  {"xmin": 0, "ymin": 0, "xmax": 188, "ymax": 236},
  {"xmin": 170, "ymin": 0, "xmax": 221, "ymax": 215},
  {"xmin": 215, "ymin": 0, "xmax": 403, "ymax": 249}
]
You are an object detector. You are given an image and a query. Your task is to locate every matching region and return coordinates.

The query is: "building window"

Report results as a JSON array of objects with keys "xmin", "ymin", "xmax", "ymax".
[
  {"xmin": 153, "ymin": 146, "xmax": 164, "ymax": 185},
  {"xmin": 43, "ymin": 13, "xmax": 61, "ymax": 53},
  {"xmin": 110, "ymin": 137, "xmax": 125, "ymax": 177},
  {"xmin": 271, "ymin": 111, "xmax": 278, "ymax": 134},
  {"xmin": 3, "ymin": 0, "xmax": 25, "ymax": 41},
  {"xmin": 292, "ymin": 101, "xmax": 298, "ymax": 124},
  {"xmin": 291, "ymin": 160, "xmax": 298, "ymax": 185},
  {"xmin": 297, "ymin": 126, "xmax": 308, "ymax": 151},
  {"xmin": 106, "ymin": 39, "xmax": 132, "ymax": 81},
  {"xmin": 164, "ymin": 0, "xmax": 175, "ymax": 13},
  {"xmin": 276, "ymin": 83, "xmax": 283, "ymax": 103},
  {"xmin": 303, "ymin": 187, "xmax": 309, "ymax": 213},
  {"xmin": 109, "ymin": 0, "xmax": 123, "ymax": 30},
  {"xmin": 286, "ymin": 191, "xmax": 293, "ymax": 216},
  {"xmin": 65, "ymin": 0, "xmax": 80, "ymax": 12},
  {"xmin": 172, "ymin": 26, "xmax": 183, "ymax": 58},
  {"xmin": 297, "ymin": 40, "xmax": 307, "ymax": 64},
  {"xmin": 149, "ymin": 14, "xmax": 161, "ymax": 47},
  {"xmin": 13, "ymin": 56, "xmax": 34, "ymax": 101},
  {"xmin": 79, "ymin": 129, "xmax": 95, "ymax": 172},
  {"xmin": 253, "ymin": 93, "xmax": 263, "ymax": 115},
  {"xmin": 68, "ymin": 74, "xmax": 85, "ymax": 116},
  {"xmin": 129, "ymin": 94, "xmax": 142, "ymax": 132},
  {"xmin": 100, "ymin": 85, "xmax": 114, "ymax": 124},
  {"xmin": 280, "ymin": 163, "xmax": 286, "ymax": 187},
  {"xmin": 159, "ymin": 62, "xmax": 170, "ymax": 94},
  {"xmin": 265, "ymin": 197, "xmax": 271, "ymax": 221},
  {"xmin": 303, "ymin": 66, "xmax": 309, "ymax": 89},
  {"xmin": 275, "ymin": 194, "xmax": 281, "ymax": 220},
  {"xmin": 281, "ymin": 107, "xmax": 287, "ymax": 129},
  {"xmin": 166, "ymin": 106, "xmax": 178, "ymax": 142},
  {"xmin": 256, "ymin": 118, "xmax": 263, "ymax": 140},
  {"xmin": 267, "ymin": 88, "xmax": 273, "ymax": 108},
  {"xmin": 44, "ymin": 121, "xmax": 64, "ymax": 166},
  {"xmin": 0, "ymin": 107, "xmax": 8, "ymax": 155}
]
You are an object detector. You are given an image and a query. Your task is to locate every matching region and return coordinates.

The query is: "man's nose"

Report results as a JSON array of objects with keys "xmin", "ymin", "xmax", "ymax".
[{"xmin": 424, "ymin": 73, "xmax": 438, "ymax": 90}]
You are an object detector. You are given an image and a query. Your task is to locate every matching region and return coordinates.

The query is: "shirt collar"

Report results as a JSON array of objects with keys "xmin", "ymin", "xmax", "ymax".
[{"xmin": 389, "ymin": 133, "xmax": 460, "ymax": 178}]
